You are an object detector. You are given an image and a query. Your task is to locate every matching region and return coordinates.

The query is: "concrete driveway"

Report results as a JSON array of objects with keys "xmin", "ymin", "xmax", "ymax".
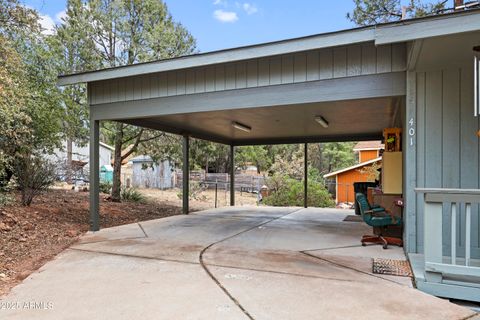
[{"xmin": 1, "ymin": 207, "xmax": 477, "ymax": 320}]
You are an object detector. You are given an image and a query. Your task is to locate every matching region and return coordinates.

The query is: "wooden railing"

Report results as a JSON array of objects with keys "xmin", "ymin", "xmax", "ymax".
[{"xmin": 416, "ymin": 188, "xmax": 480, "ymax": 285}]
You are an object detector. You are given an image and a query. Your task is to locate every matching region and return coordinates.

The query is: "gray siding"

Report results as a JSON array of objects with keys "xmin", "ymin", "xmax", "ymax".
[
  {"xmin": 415, "ymin": 66, "xmax": 480, "ymax": 258},
  {"xmin": 89, "ymin": 42, "xmax": 406, "ymax": 105}
]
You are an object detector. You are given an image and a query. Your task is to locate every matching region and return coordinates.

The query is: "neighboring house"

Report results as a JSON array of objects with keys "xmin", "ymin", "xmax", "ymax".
[
  {"xmin": 324, "ymin": 141, "xmax": 383, "ymax": 204},
  {"xmin": 49, "ymin": 140, "xmax": 114, "ymax": 181},
  {"xmin": 131, "ymin": 155, "xmax": 173, "ymax": 189}
]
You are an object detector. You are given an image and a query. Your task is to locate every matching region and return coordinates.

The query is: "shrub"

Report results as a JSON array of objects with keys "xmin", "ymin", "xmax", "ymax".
[
  {"xmin": 120, "ymin": 186, "xmax": 145, "ymax": 203},
  {"xmin": 99, "ymin": 181, "xmax": 112, "ymax": 194},
  {"xmin": 176, "ymin": 181, "xmax": 207, "ymax": 201},
  {"xmin": 263, "ymin": 168, "xmax": 335, "ymax": 208},
  {"xmin": 13, "ymin": 155, "xmax": 56, "ymax": 206},
  {"xmin": 0, "ymin": 192, "xmax": 14, "ymax": 206}
]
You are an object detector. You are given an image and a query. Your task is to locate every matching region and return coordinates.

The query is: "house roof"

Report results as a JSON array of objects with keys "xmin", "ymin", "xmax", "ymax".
[
  {"xmin": 99, "ymin": 142, "xmax": 114, "ymax": 151},
  {"xmin": 58, "ymin": 9, "xmax": 480, "ymax": 85},
  {"xmin": 353, "ymin": 141, "xmax": 384, "ymax": 151},
  {"xmin": 323, "ymin": 157, "xmax": 382, "ymax": 179},
  {"xmin": 130, "ymin": 155, "xmax": 154, "ymax": 163}
]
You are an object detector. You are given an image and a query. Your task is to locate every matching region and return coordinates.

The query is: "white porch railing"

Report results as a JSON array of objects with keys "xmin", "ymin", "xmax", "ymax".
[{"xmin": 416, "ymin": 188, "xmax": 480, "ymax": 291}]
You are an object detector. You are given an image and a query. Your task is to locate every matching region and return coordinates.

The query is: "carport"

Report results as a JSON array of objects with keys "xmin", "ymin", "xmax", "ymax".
[{"xmin": 59, "ymin": 26, "xmax": 406, "ymax": 231}]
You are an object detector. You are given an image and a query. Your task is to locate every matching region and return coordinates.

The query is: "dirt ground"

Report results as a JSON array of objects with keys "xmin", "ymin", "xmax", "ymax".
[
  {"xmin": 139, "ymin": 187, "xmax": 258, "ymax": 210},
  {"xmin": 0, "ymin": 186, "xmax": 258, "ymax": 297}
]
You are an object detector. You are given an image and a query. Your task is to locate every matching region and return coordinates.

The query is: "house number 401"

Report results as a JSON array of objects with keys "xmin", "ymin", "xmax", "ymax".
[{"xmin": 408, "ymin": 118, "xmax": 415, "ymax": 146}]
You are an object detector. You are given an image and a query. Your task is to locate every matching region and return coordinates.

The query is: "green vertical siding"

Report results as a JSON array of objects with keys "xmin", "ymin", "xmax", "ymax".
[{"xmin": 415, "ymin": 66, "xmax": 480, "ymax": 258}]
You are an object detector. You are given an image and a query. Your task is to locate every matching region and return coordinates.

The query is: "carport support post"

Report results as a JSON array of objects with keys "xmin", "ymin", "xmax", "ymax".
[
  {"xmin": 304, "ymin": 143, "xmax": 308, "ymax": 208},
  {"xmin": 230, "ymin": 145, "xmax": 235, "ymax": 206},
  {"xmin": 182, "ymin": 135, "xmax": 190, "ymax": 215},
  {"xmin": 89, "ymin": 119, "xmax": 100, "ymax": 231}
]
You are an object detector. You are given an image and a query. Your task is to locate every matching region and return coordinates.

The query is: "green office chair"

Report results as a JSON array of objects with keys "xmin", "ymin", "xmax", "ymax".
[{"xmin": 355, "ymin": 193, "xmax": 403, "ymax": 249}]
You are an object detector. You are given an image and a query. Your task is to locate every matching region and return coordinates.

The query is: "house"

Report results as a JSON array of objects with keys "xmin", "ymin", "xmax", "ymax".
[
  {"xmin": 130, "ymin": 155, "xmax": 174, "ymax": 189},
  {"xmin": 323, "ymin": 141, "xmax": 383, "ymax": 204},
  {"xmin": 49, "ymin": 140, "xmax": 114, "ymax": 181},
  {"xmin": 59, "ymin": 9, "xmax": 480, "ymax": 302}
]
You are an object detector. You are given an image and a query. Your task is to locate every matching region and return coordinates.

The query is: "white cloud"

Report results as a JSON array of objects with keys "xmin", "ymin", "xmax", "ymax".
[
  {"xmin": 39, "ymin": 14, "xmax": 55, "ymax": 35},
  {"xmin": 242, "ymin": 3, "xmax": 257, "ymax": 15},
  {"xmin": 213, "ymin": 0, "xmax": 227, "ymax": 6},
  {"xmin": 213, "ymin": 9, "xmax": 238, "ymax": 23},
  {"xmin": 55, "ymin": 10, "xmax": 67, "ymax": 23}
]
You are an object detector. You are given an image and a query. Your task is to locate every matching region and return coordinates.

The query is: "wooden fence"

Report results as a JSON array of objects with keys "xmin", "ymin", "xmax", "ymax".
[{"xmin": 175, "ymin": 171, "xmax": 265, "ymax": 192}]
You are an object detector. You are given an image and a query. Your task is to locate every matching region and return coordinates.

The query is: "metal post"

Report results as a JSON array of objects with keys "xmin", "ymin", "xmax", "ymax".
[
  {"xmin": 89, "ymin": 119, "xmax": 100, "ymax": 231},
  {"xmin": 304, "ymin": 142, "xmax": 308, "ymax": 208},
  {"xmin": 215, "ymin": 181, "xmax": 218, "ymax": 208},
  {"xmin": 230, "ymin": 145, "xmax": 235, "ymax": 206},
  {"xmin": 182, "ymin": 135, "xmax": 189, "ymax": 215}
]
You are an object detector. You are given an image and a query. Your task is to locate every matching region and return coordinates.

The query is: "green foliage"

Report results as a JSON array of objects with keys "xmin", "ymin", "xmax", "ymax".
[
  {"xmin": 263, "ymin": 168, "xmax": 335, "ymax": 208},
  {"xmin": 0, "ymin": 1, "xmax": 64, "ymax": 180},
  {"xmin": 120, "ymin": 186, "xmax": 145, "ymax": 203},
  {"xmin": 236, "ymin": 146, "xmax": 271, "ymax": 174},
  {"xmin": 0, "ymin": 0, "xmax": 40, "ymax": 38},
  {"xmin": 99, "ymin": 181, "xmax": 113, "ymax": 194},
  {"xmin": 0, "ymin": 192, "xmax": 14, "ymax": 206},
  {"xmin": 51, "ymin": 0, "xmax": 100, "ymax": 145},
  {"xmin": 318, "ymin": 142, "xmax": 357, "ymax": 174},
  {"xmin": 347, "ymin": 0, "xmax": 447, "ymax": 26},
  {"xmin": 13, "ymin": 155, "xmax": 57, "ymax": 206}
]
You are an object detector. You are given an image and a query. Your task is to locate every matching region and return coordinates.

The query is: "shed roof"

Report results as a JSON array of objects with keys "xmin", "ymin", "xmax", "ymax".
[
  {"xmin": 58, "ymin": 9, "xmax": 480, "ymax": 85},
  {"xmin": 353, "ymin": 141, "xmax": 384, "ymax": 151},
  {"xmin": 323, "ymin": 157, "xmax": 382, "ymax": 179}
]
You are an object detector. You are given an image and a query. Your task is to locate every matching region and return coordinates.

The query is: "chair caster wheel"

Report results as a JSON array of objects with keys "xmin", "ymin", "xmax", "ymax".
[
  {"xmin": 361, "ymin": 242, "xmax": 366, "ymax": 247},
  {"xmin": 382, "ymin": 244, "xmax": 388, "ymax": 249}
]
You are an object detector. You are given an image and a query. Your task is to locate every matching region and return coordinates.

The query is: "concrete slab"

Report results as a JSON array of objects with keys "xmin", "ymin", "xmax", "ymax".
[
  {"xmin": 1, "ymin": 207, "xmax": 477, "ymax": 319},
  {"xmin": 204, "ymin": 247, "xmax": 375, "ymax": 283},
  {"xmin": 209, "ymin": 265, "xmax": 474, "ymax": 320},
  {"xmin": 0, "ymin": 250, "xmax": 246, "ymax": 320},
  {"xmin": 305, "ymin": 251, "xmax": 414, "ymax": 287},
  {"xmin": 79, "ymin": 221, "xmax": 147, "ymax": 244}
]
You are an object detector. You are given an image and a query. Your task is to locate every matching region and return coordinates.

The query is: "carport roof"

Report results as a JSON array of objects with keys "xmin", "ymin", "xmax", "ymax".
[{"xmin": 58, "ymin": 9, "xmax": 480, "ymax": 86}]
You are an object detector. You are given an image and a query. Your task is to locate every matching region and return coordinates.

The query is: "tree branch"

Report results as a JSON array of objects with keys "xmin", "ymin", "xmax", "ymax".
[{"xmin": 121, "ymin": 128, "xmax": 144, "ymax": 160}]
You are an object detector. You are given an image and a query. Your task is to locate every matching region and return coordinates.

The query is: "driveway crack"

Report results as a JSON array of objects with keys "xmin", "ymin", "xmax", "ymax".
[{"xmin": 199, "ymin": 208, "xmax": 303, "ymax": 320}]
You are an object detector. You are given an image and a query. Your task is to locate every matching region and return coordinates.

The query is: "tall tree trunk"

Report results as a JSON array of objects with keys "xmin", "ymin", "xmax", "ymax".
[{"xmin": 111, "ymin": 122, "xmax": 124, "ymax": 202}]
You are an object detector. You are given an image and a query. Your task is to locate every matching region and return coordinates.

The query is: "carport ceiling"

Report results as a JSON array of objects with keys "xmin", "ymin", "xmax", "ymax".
[{"xmin": 123, "ymin": 96, "xmax": 403, "ymax": 145}]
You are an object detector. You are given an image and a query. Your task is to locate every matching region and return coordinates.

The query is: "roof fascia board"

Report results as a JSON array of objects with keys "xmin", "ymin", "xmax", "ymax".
[
  {"xmin": 89, "ymin": 72, "xmax": 406, "ymax": 121},
  {"xmin": 375, "ymin": 11, "xmax": 480, "ymax": 45},
  {"xmin": 353, "ymin": 147, "xmax": 382, "ymax": 151},
  {"xmin": 58, "ymin": 28, "xmax": 375, "ymax": 86},
  {"xmin": 323, "ymin": 157, "xmax": 382, "ymax": 178}
]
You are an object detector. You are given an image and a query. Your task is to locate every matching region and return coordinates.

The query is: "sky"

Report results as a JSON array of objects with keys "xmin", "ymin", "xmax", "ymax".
[
  {"xmin": 22, "ymin": 0, "xmax": 438, "ymax": 53},
  {"xmin": 23, "ymin": 0, "xmax": 359, "ymax": 52}
]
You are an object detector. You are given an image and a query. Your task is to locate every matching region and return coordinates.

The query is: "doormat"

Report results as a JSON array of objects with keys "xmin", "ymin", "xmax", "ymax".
[
  {"xmin": 343, "ymin": 215, "xmax": 363, "ymax": 222},
  {"xmin": 372, "ymin": 258, "xmax": 412, "ymax": 277}
]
